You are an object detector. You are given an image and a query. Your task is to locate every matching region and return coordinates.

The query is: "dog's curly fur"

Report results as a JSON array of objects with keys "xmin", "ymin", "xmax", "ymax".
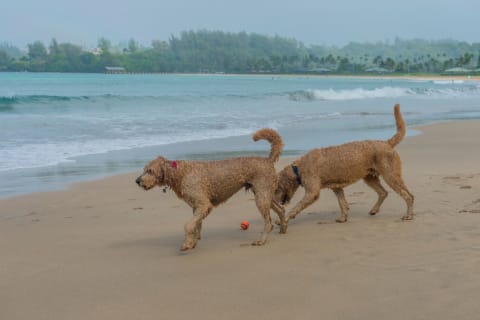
[
  {"xmin": 136, "ymin": 128, "xmax": 286, "ymax": 251},
  {"xmin": 274, "ymin": 104, "xmax": 414, "ymax": 233}
]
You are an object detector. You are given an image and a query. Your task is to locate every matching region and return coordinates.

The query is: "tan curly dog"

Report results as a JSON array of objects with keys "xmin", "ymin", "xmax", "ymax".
[{"xmin": 136, "ymin": 128, "xmax": 286, "ymax": 251}]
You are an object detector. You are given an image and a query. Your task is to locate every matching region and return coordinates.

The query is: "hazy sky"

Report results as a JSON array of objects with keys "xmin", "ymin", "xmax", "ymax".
[{"xmin": 2, "ymin": 0, "xmax": 479, "ymax": 48}]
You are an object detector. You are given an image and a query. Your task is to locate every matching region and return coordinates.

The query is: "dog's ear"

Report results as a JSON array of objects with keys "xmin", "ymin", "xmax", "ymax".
[{"xmin": 147, "ymin": 156, "xmax": 167, "ymax": 180}]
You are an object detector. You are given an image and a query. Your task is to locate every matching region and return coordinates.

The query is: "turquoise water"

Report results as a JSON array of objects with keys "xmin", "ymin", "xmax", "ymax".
[{"xmin": 1, "ymin": 72, "xmax": 480, "ymax": 198}]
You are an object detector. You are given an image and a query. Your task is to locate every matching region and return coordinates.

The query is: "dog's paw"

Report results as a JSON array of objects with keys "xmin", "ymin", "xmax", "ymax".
[
  {"xmin": 279, "ymin": 224, "xmax": 288, "ymax": 234},
  {"xmin": 401, "ymin": 215, "xmax": 414, "ymax": 221},
  {"xmin": 286, "ymin": 214, "xmax": 296, "ymax": 222},
  {"xmin": 180, "ymin": 245, "xmax": 192, "ymax": 251},
  {"xmin": 180, "ymin": 240, "xmax": 197, "ymax": 251},
  {"xmin": 335, "ymin": 218, "xmax": 348, "ymax": 223},
  {"xmin": 251, "ymin": 240, "xmax": 265, "ymax": 246}
]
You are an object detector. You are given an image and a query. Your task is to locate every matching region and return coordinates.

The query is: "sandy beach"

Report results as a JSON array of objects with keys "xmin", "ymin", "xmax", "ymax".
[{"xmin": 1, "ymin": 120, "xmax": 480, "ymax": 320}]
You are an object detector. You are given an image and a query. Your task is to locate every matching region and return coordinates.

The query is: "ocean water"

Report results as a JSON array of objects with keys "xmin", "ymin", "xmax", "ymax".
[{"xmin": 1, "ymin": 72, "xmax": 479, "ymax": 198}]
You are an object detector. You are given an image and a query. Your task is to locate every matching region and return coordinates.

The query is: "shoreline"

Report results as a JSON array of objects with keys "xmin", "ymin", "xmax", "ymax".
[
  {"xmin": 144, "ymin": 72, "xmax": 480, "ymax": 82},
  {"xmin": 139, "ymin": 72, "xmax": 480, "ymax": 82},
  {"xmin": 3, "ymin": 70, "xmax": 479, "ymax": 82}
]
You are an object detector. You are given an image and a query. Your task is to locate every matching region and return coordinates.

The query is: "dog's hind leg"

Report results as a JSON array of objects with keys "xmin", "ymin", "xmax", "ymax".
[
  {"xmin": 382, "ymin": 174, "xmax": 414, "ymax": 220},
  {"xmin": 181, "ymin": 204, "xmax": 212, "ymax": 251},
  {"xmin": 333, "ymin": 188, "xmax": 349, "ymax": 223},
  {"xmin": 363, "ymin": 174, "xmax": 388, "ymax": 215},
  {"xmin": 271, "ymin": 200, "xmax": 287, "ymax": 234},
  {"xmin": 379, "ymin": 152, "xmax": 414, "ymax": 220},
  {"xmin": 252, "ymin": 192, "xmax": 275, "ymax": 246}
]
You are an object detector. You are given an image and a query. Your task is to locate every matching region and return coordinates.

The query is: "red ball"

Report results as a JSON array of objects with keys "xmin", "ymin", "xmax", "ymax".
[{"xmin": 240, "ymin": 220, "xmax": 250, "ymax": 230}]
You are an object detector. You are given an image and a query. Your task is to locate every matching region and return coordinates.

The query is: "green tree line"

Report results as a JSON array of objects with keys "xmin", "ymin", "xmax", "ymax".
[{"xmin": 1, "ymin": 30, "xmax": 480, "ymax": 74}]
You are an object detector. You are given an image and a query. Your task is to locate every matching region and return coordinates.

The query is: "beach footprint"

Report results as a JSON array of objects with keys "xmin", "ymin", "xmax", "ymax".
[
  {"xmin": 459, "ymin": 209, "xmax": 480, "ymax": 214},
  {"xmin": 442, "ymin": 174, "xmax": 478, "ymax": 190},
  {"xmin": 459, "ymin": 198, "xmax": 480, "ymax": 214}
]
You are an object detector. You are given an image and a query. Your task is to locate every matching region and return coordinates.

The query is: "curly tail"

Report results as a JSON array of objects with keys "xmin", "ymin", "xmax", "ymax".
[
  {"xmin": 252, "ymin": 128, "xmax": 284, "ymax": 162},
  {"xmin": 387, "ymin": 104, "xmax": 406, "ymax": 147}
]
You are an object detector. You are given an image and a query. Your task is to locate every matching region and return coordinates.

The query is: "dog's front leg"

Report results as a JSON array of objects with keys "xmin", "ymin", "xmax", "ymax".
[
  {"xmin": 285, "ymin": 189, "xmax": 320, "ymax": 224},
  {"xmin": 333, "ymin": 188, "xmax": 349, "ymax": 223},
  {"xmin": 181, "ymin": 205, "xmax": 212, "ymax": 251}
]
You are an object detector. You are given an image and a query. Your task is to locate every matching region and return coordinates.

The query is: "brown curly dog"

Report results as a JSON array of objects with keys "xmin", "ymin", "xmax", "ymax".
[
  {"xmin": 275, "ymin": 104, "xmax": 414, "ymax": 233},
  {"xmin": 136, "ymin": 128, "xmax": 286, "ymax": 251}
]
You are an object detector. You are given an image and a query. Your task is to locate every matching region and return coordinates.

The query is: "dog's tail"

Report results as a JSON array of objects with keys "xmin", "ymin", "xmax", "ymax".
[
  {"xmin": 387, "ymin": 104, "xmax": 406, "ymax": 148},
  {"xmin": 253, "ymin": 128, "xmax": 284, "ymax": 162}
]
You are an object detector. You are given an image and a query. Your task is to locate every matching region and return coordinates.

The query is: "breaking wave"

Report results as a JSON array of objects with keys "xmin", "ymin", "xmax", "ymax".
[{"xmin": 289, "ymin": 85, "xmax": 480, "ymax": 101}]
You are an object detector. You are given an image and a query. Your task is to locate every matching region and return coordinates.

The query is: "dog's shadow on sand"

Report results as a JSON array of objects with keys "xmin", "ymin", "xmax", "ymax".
[
  {"xmin": 109, "ymin": 234, "xmax": 185, "ymax": 255},
  {"xmin": 108, "ymin": 225, "xmax": 266, "ymax": 255},
  {"xmin": 108, "ymin": 210, "xmax": 363, "ymax": 254}
]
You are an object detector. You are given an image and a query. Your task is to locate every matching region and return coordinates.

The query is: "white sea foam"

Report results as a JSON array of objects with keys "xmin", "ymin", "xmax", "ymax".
[
  {"xmin": 0, "ymin": 127, "xmax": 272, "ymax": 172},
  {"xmin": 433, "ymin": 80, "xmax": 465, "ymax": 85},
  {"xmin": 309, "ymin": 87, "xmax": 413, "ymax": 101}
]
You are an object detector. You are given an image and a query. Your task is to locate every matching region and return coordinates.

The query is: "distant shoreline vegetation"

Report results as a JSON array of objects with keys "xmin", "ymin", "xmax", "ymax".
[{"xmin": 1, "ymin": 30, "xmax": 480, "ymax": 75}]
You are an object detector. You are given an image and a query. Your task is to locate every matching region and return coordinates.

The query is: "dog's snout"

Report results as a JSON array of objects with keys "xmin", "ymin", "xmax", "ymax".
[{"xmin": 135, "ymin": 176, "xmax": 142, "ymax": 185}]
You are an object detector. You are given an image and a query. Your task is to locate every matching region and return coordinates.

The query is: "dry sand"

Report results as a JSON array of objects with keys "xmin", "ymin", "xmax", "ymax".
[{"xmin": 1, "ymin": 121, "xmax": 480, "ymax": 320}]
